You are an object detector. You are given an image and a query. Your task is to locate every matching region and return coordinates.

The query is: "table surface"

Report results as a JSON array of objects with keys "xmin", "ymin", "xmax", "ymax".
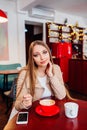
[
  {"xmin": 0, "ymin": 69, "xmax": 19, "ymax": 90},
  {"xmin": 0, "ymin": 69, "xmax": 19, "ymax": 75},
  {"xmin": 4, "ymin": 97, "xmax": 87, "ymax": 130}
]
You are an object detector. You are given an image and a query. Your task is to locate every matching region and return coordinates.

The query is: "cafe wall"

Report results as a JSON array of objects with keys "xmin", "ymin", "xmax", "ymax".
[
  {"xmin": 55, "ymin": 11, "xmax": 87, "ymax": 28},
  {"xmin": 0, "ymin": 22, "xmax": 9, "ymax": 60},
  {"xmin": 0, "ymin": 0, "xmax": 87, "ymax": 67},
  {"xmin": 0, "ymin": 0, "xmax": 20, "ymax": 64}
]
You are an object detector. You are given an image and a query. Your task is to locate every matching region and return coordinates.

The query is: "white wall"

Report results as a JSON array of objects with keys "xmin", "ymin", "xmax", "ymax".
[
  {"xmin": 55, "ymin": 11, "xmax": 87, "ymax": 28},
  {"xmin": 0, "ymin": 0, "xmax": 87, "ymax": 66},
  {"xmin": 0, "ymin": 0, "xmax": 19, "ymax": 64}
]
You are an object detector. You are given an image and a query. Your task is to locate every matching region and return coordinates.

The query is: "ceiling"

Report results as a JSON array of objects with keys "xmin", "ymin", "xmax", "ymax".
[{"xmin": 18, "ymin": 0, "xmax": 87, "ymax": 18}]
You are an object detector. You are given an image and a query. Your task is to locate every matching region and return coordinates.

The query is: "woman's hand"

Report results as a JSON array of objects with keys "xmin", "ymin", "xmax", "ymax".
[
  {"xmin": 22, "ymin": 94, "xmax": 32, "ymax": 109},
  {"xmin": 45, "ymin": 62, "xmax": 53, "ymax": 77}
]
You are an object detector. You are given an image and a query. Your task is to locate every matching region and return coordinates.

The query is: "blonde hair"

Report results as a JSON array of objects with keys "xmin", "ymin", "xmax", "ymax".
[{"xmin": 27, "ymin": 40, "xmax": 53, "ymax": 96}]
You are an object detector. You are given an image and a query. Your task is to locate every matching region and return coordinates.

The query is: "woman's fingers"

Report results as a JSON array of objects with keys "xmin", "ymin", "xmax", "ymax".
[
  {"xmin": 22, "ymin": 94, "xmax": 32, "ymax": 108},
  {"xmin": 46, "ymin": 62, "xmax": 53, "ymax": 77}
]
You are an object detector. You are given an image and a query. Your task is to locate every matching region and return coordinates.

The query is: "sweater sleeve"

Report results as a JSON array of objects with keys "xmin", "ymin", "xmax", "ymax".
[
  {"xmin": 49, "ymin": 64, "xmax": 66, "ymax": 100},
  {"xmin": 15, "ymin": 70, "xmax": 31, "ymax": 111}
]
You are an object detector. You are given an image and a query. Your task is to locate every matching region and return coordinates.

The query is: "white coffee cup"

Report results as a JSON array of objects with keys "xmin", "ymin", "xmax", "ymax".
[{"xmin": 64, "ymin": 102, "xmax": 79, "ymax": 118}]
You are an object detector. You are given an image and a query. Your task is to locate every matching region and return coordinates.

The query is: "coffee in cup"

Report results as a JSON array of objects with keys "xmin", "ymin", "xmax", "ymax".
[{"xmin": 39, "ymin": 99, "xmax": 55, "ymax": 113}]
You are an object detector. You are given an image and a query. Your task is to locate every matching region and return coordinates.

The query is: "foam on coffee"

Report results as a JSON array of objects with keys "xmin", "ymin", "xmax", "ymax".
[{"xmin": 40, "ymin": 99, "xmax": 55, "ymax": 106}]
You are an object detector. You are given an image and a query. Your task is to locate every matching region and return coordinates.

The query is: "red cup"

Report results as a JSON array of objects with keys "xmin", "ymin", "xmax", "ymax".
[{"xmin": 39, "ymin": 99, "xmax": 55, "ymax": 113}]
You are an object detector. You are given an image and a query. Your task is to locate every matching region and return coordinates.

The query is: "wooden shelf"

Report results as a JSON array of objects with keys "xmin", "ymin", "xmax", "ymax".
[{"xmin": 46, "ymin": 22, "xmax": 85, "ymax": 58}]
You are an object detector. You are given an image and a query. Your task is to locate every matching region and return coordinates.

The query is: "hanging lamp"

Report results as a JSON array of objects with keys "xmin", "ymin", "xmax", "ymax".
[{"xmin": 0, "ymin": 9, "xmax": 8, "ymax": 23}]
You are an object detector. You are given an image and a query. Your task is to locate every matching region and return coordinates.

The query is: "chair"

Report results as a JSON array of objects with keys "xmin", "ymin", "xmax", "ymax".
[{"xmin": 4, "ymin": 78, "xmax": 17, "ymax": 114}]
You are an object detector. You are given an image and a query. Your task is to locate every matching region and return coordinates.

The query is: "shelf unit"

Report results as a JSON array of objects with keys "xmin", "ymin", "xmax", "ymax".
[{"xmin": 46, "ymin": 22, "xmax": 85, "ymax": 58}]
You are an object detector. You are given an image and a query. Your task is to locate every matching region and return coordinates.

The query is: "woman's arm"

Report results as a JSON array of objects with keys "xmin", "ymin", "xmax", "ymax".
[
  {"xmin": 48, "ymin": 64, "xmax": 66, "ymax": 100},
  {"xmin": 15, "ymin": 70, "xmax": 32, "ymax": 111}
]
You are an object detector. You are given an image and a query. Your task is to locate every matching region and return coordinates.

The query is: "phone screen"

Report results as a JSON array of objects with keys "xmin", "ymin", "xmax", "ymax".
[{"xmin": 16, "ymin": 112, "xmax": 28, "ymax": 124}]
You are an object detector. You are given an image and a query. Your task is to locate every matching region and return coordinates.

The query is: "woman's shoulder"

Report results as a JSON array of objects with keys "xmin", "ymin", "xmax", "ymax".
[
  {"xmin": 53, "ymin": 64, "xmax": 62, "ymax": 76},
  {"xmin": 53, "ymin": 64, "xmax": 62, "ymax": 74},
  {"xmin": 19, "ymin": 66, "xmax": 28, "ymax": 76},
  {"xmin": 53, "ymin": 64, "xmax": 60, "ymax": 70}
]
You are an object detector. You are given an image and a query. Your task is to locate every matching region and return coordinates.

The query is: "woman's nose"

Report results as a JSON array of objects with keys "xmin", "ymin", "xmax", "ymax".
[{"xmin": 40, "ymin": 54, "xmax": 44, "ymax": 60}]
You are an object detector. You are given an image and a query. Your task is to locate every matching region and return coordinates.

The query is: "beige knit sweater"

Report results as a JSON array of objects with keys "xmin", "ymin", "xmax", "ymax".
[{"xmin": 15, "ymin": 64, "xmax": 66, "ymax": 111}]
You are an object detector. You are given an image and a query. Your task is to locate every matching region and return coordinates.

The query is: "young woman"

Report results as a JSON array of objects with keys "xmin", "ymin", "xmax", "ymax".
[
  {"xmin": 14, "ymin": 40, "xmax": 66, "ymax": 111},
  {"xmin": 8, "ymin": 40, "xmax": 67, "ymax": 121}
]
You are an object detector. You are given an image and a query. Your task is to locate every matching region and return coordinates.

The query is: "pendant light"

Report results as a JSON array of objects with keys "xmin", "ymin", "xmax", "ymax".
[{"xmin": 0, "ymin": 9, "xmax": 8, "ymax": 23}]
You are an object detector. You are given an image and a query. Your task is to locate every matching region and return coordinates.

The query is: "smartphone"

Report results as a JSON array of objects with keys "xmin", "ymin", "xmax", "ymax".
[{"xmin": 16, "ymin": 112, "xmax": 28, "ymax": 124}]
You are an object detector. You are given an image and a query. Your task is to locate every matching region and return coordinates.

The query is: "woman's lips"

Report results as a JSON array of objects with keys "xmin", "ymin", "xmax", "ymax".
[{"xmin": 40, "ymin": 60, "xmax": 48, "ymax": 64}]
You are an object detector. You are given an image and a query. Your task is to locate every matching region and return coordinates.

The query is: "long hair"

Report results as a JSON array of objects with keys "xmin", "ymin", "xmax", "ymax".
[{"xmin": 27, "ymin": 40, "xmax": 53, "ymax": 96}]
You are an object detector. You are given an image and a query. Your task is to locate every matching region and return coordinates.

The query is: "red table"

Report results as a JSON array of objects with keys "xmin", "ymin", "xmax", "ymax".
[{"xmin": 4, "ymin": 97, "xmax": 87, "ymax": 130}]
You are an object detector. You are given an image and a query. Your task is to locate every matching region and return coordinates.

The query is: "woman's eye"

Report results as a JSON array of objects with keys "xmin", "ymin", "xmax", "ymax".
[
  {"xmin": 33, "ymin": 50, "xmax": 48, "ymax": 57},
  {"xmin": 33, "ymin": 54, "xmax": 38, "ymax": 57},
  {"xmin": 43, "ymin": 50, "xmax": 48, "ymax": 54}
]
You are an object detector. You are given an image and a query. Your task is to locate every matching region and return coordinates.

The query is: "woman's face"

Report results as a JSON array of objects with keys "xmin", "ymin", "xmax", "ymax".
[{"xmin": 33, "ymin": 45, "xmax": 50, "ymax": 67}]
